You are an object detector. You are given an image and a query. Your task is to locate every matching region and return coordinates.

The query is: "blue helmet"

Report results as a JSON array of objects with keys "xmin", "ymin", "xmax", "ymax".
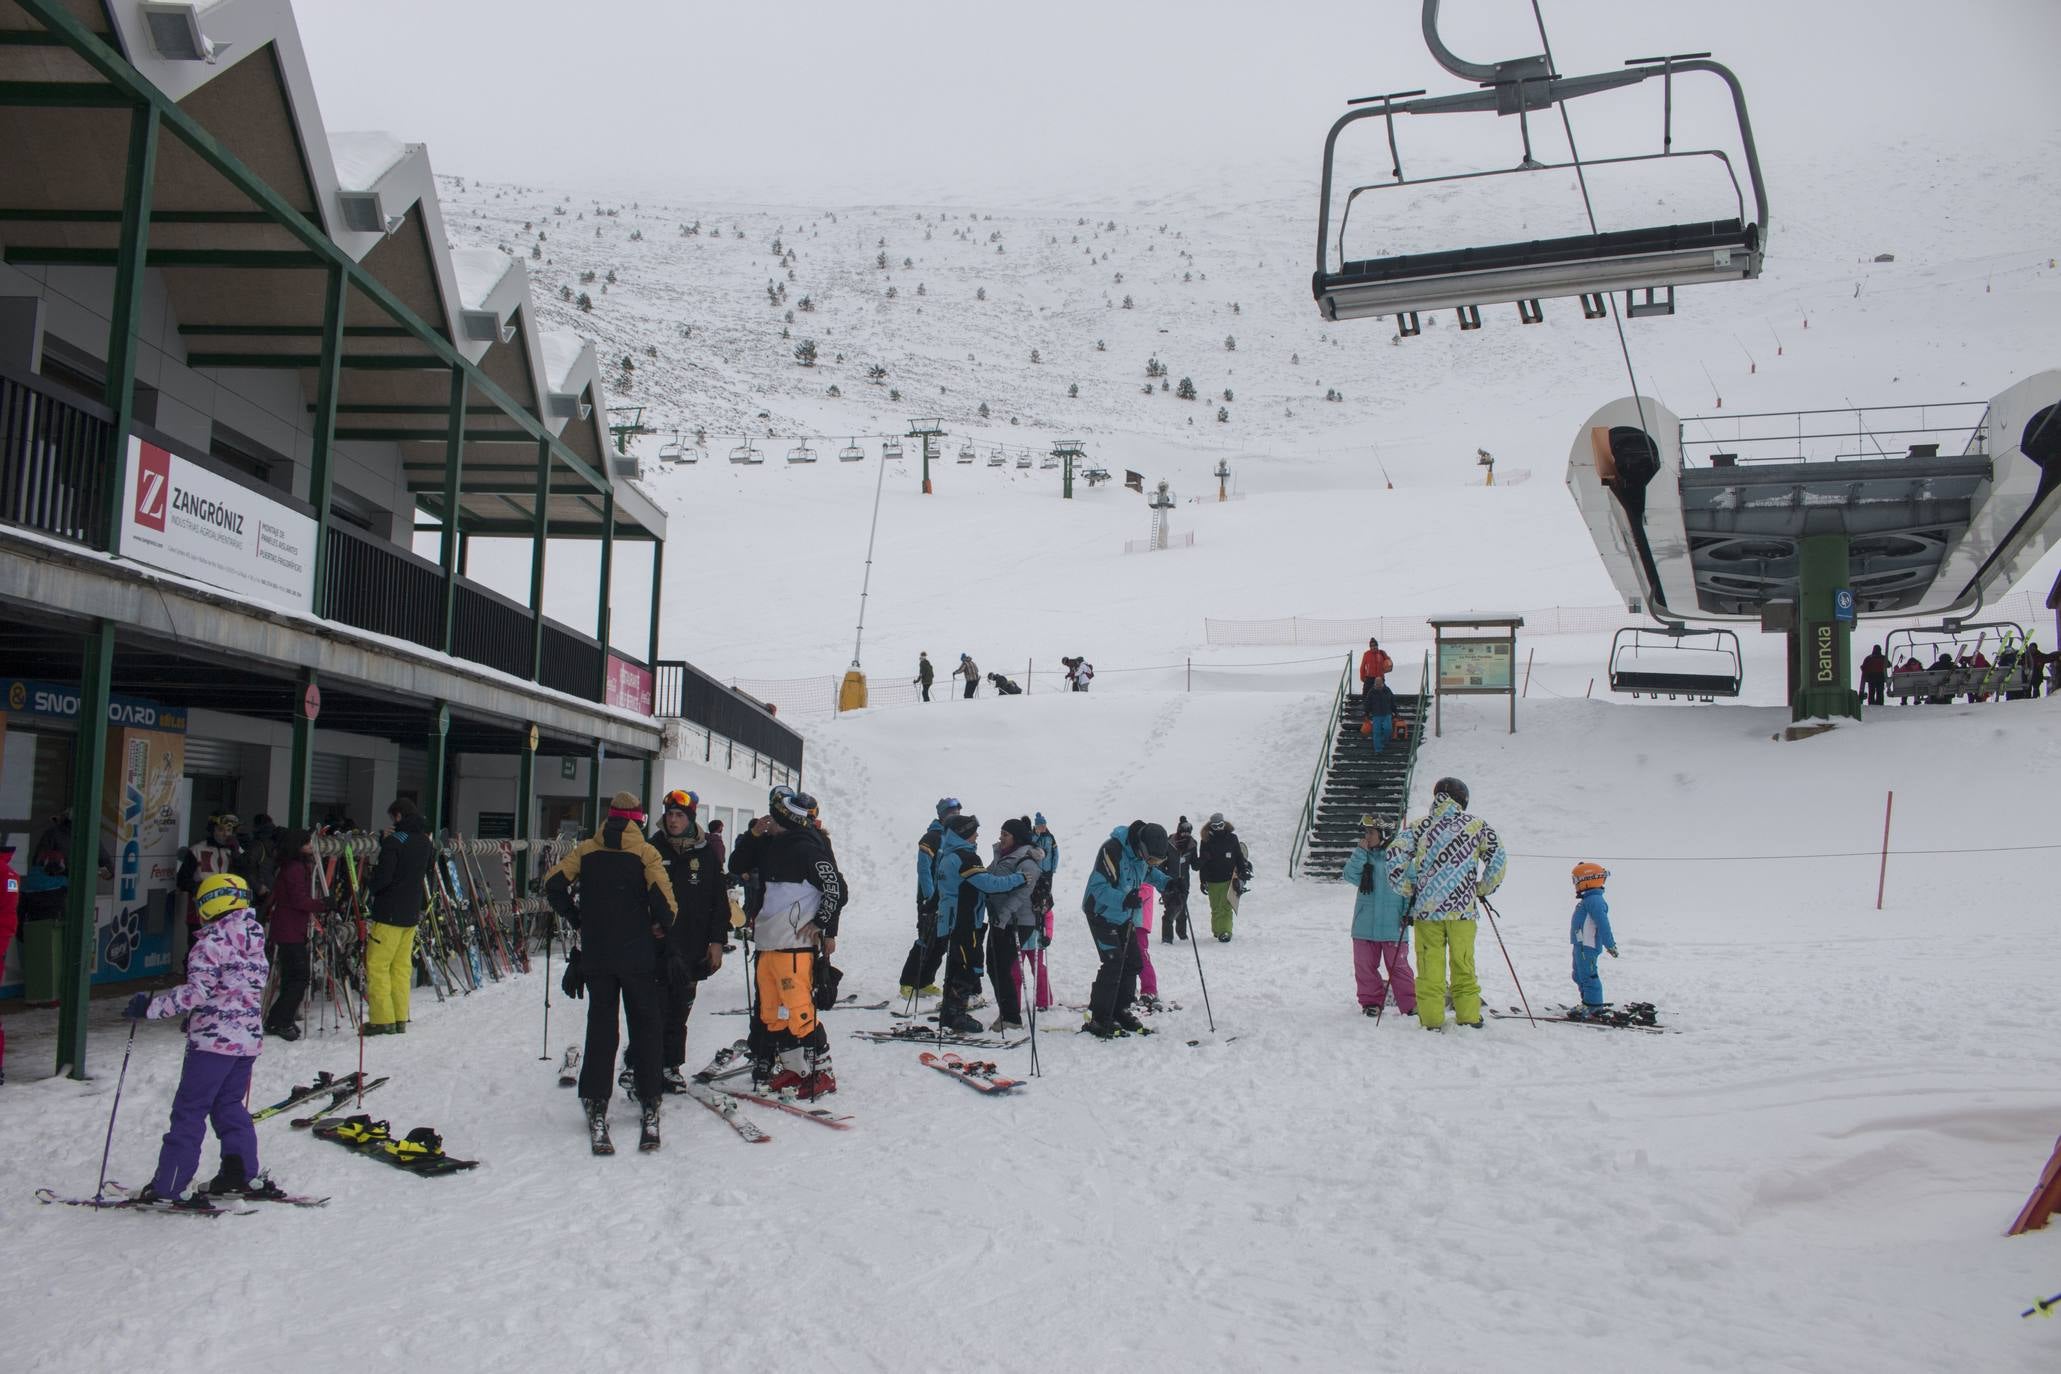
[{"xmin": 936, "ymin": 797, "xmax": 962, "ymax": 819}]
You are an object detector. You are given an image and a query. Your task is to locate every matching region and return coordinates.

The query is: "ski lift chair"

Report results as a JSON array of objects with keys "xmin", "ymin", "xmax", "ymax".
[
  {"xmin": 659, "ymin": 434, "xmax": 683, "ymax": 464},
  {"xmin": 729, "ymin": 441, "xmax": 760, "ymax": 465},
  {"xmin": 839, "ymin": 439, "xmax": 865, "ymax": 462},
  {"xmin": 1015, "ymin": 451, "xmax": 1032, "ymax": 469},
  {"xmin": 1607, "ymin": 625, "xmax": 1742, "ymax": 701},
  {"xmin": 1312, "ymin": 1, "xmax": 1768, "ymax": 330},
  {"xmin": 787, "ymin": 442, "xmax": 818, "ymax": 464},
  {"xmin": 883, "ymin": 439, "xmax": 904, "ymax": 460},
  {"xmin": 1883, "ymin": 621, "xmax": 2026, "ymax": 703},
  {"xmin": 957, "ymin": 442, "xmax": 976, "ymax": 464},
  {"xmin": 987, "ymin": 449, "xmax": 1006, "ymax": 467}
]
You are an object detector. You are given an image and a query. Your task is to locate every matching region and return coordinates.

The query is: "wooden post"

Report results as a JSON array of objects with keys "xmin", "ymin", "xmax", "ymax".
[
  {"xmin": 1522, "ymin": 647, "xmax": 1535, "ymax": 698},
  {"xmin": 1875, "ymin": 790, "xmax": 1894, "ymax": 910}
]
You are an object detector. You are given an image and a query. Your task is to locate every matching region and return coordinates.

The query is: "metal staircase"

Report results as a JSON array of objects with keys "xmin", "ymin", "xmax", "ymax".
[{"xmin": 1290, "ymin": 654, "xmax": 1428, "ymax": 882}]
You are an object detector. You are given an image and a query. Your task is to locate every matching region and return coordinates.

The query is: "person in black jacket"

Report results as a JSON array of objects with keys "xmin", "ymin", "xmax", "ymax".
[
  {"xmin": 1196, "ymin": 812, "xmax": 1252, "ymax": 942},
  {"xmin": 626, "ymin": 789, "xmax": 727, "ymax": 1093},
  {"xmin": 362, "ymin": 799, "xmax": 433, "ymax": 1035},
  {"xmin": 1160, "ymin": 817, "xmax": 1197, "ymax": 943},
  {"xmin": 727, "ymin": 786, "xmax": 844, "ymax": 1098},
  {"xmin": 545, "ymin": 790, "xmax": 681, "ymax": 1149}
]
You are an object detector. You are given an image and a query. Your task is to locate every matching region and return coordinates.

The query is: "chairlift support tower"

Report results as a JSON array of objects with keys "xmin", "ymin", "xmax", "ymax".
[
  {"xmin": 1214, "ymin": 458, "xmax": 1231, "ymax": 501},
  {"xmin": 1311, "ymin": 0, "xmax": 1769, "ymax": 331},
  {"xmin": 907, "ymin": 417, "xmax": 944, "ymax": 494},
  {"xmin": 1052, "ymin": 438, "xmax": 1085, "ymax": 500},
  {"xmin": 1148, "ymin": 479, "xmax": 1175, "ymax": 550}
]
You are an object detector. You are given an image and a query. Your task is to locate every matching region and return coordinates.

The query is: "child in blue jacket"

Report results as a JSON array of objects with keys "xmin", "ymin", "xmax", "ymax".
[
  {"xmin": 1342, "ymin": 817, "xmax": 1414, "ymax": 1017},
  {"xmin": 1569, "ymin": 862, "xmax": 1617, "ymax": 1012}
]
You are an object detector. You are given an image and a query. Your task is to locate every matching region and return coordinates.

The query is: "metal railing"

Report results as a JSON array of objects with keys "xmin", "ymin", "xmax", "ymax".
[
  {"xmin": 1287, "ymin": 654, "xmax": 1354, "ymax": 880},
  {"xmin": 539, "ymin": 621, "xmax": 604, "ymax": 702},
  {"xmin": 1393, "ymin": 650, "xmax": 1432, "ymax": 831},
  {"xmin": 323, "ymin": 523, "xmax": 442, "ymax": 650},
  {"xmin": 654, "ymin": 658, "xmax": 806, "ymax": 771},
  {"xmin": 453, "ymin": 578, "xmax": 536, "ymax": 681},
  {"xmin": 0, "ymin": 367, "xmax": 116, "ymax": 550}
]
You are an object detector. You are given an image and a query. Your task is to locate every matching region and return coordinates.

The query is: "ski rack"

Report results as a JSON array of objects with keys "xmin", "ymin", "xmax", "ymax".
[{"xmin": 1312, "ymin": 0, "xmax": 1768, "ymax": 328}]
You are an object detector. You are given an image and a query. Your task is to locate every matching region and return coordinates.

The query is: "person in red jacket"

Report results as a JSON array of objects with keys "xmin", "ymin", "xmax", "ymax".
[
  {"xmin": 1358, "ymin": 638, "xmax": 1394, "ymax": 724},
  {"xmin": 263, "ymin": 829, "xmax": 322, "ymax": 1041},
  {"xmin": 0, "ymin": 844, "xmax": 18, "ymax": 1085}
]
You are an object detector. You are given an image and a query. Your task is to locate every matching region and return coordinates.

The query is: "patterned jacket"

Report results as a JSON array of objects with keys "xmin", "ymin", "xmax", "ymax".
[
  {"xmin": 1387, "ymin": 796, "xmax": 1507, "ymax": 923},
  {"xmin": 147, "ymin": 909, "xmax": 268, "ymax": 1056}
]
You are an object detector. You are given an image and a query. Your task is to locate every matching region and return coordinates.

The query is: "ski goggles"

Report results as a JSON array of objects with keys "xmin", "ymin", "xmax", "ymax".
[{"xmin": 662, "ymin": 789, "xmax": 699, "ymax": 814}]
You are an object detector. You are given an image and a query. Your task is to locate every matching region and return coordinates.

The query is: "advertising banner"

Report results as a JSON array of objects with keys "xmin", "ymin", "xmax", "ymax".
[
  {"xmin": 605, "ymin": 653, "xmax": 655, "ymax": 715},
  {"xmin": 122, "ymin": 436, "xmax": 315, "ymax": 612},
  {"xmin": 1436, "ymin": 639, "xmax": 1514, "ymax": 693},
  {"xmin": 97, "ymin": 716, "xmax": 184, "ymax": 984}
]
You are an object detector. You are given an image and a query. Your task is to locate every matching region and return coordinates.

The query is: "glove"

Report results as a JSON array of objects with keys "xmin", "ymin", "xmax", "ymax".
[
  {"xmin": 919, "ymin": 895, "xmax": 939, "ymax": 920},
  {"xmin": 123, "ymin": 991, "xmax": 151, "ymax": 1020},
  {"xmin": 1121, "ymin": 890, "xmax": 1142, "ymax": 912},
  {"xmin": 560, "ymin": 947, "xmax": 586, "ymax": 999},
  {"xmin": 1607, "ymin": 947, "xmax": 1619, "ymax": 958}
]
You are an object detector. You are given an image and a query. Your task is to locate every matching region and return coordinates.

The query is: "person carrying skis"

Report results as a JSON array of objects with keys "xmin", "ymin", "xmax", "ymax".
[
  {"xmin": 1159, "ymin": 817, "xmax": 1196, "ymax": 943},
  {"xmin": 960, "ymin": 653, "xmax": 980, "ymax": 698},
  {"xmin": 728, "ymin": 786, "xmax": 844, "ymax": 1097},
  {"xmin": 361, "ymin": 799, "xmax": 433, "ymax": 1036},
  {"xmin": 1359, "ymin": 638, "xmax": 1394, "ymax": 723},
  {"xmin": 545, "ymin": 790, "xmax": 681, "ymax": 1149},
  {"xmin": 1021, "ymin": 812, "xmax": 1059, "ymax": 1012},
  {"xmin": 631, "ymin": 789, "xmax": 728, "ymax": 1093},
  {"xmin": 1081, "ymin": 820, "xmax": 1171, "ymax": 1037},
  {"xmin": 1196, "ymin": 813, "xmax": 1251, "ymax": 942},
  {"xmin": 983, "ymin": 817, "xmax": 1046, "ymax": 1032},
  {"xmin": 1387, "ymin": 777, "xmax": 1507, "ymax": 1031},
  {"xmin": 125, "ymin": 871, "xmax": 283, "ymax": 1206},
  {"xmin": 1342, "ymin": 816, "xmax": 1414, "ymax": 1018},
  {"xmin": 899, "ymin": 797, "xmax": 959, "ymax": 1000},
  {"xmin": 1568, "ymin": 862, "xmax": 1618, "ymax": 1016},
  {"xmin": 915, "ymin": 651, "xmax": 935, "ymax": 702},
  {"xmin": 262, "ymin": 829, "xmax": 322, "ymax": 1041},
  {"xmin": 931, "ymin": 813, "xmax": 1028, "ymax": 1034}
]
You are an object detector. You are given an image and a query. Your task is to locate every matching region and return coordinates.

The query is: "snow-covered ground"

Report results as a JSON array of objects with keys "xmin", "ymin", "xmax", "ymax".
[{"xmin": 9, "ymin": 23, "xmax": 2061, "ymax": 1369}]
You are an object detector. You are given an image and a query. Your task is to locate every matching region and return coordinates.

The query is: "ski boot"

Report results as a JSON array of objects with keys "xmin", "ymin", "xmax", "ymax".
[
  {"xmin": 749, "ymin": 1053, "xmax": 779, "ymax": 1093},
  {"xmin": 199, "ymin": 1155, "xmax": 289, "ymax": 1201},
  {"xmin": 936, "ymin": 1005, "xmax": 983, "ymax": 1035},
  {"xmin": 1363, "ymin": 1005, "xmax": 1383, "ymax": 1017},
  {"xmin": 765, "ymin": 1048, "xmax": 813, "ymax": 1095},
  {"xmin": 1115, "ymin": 1009, "xmax": 1148, "ymax": 1035},
  {"xmin": 637, "ymin": 1100, "xmax": 662, "ymax": 1153},
  {"xmin": 1082, "ymin": 1018, "xmax": 1120, "ymax": 1040},
  {"xmin": 661, "ymin": 1066, "xmax": 689, "ymax": 1094},
  {"xmin": 899, "ymin": 983, "xmax": 942, "ymax": 1000},
  {"xmin": 989, "ymin": 1014, "xmax": 1025, "ymax": 1033},
  {"xmin": 583, "ymin": 1098, "xmax": 614, "ymax": 1156},
  {"xmin": 797, "ymin": 1051, "xmax": 837, "ymax": 1100}
]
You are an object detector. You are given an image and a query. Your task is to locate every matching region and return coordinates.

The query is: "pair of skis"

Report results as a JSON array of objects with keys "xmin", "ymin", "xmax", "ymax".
[
  {"xmin": 1485, "ymin": 1002, "xmax": 1673, "ymax": 1033},
  {"xmin": 713, "ymin": 994, "xmax": 891, "ymax": 1016},
  {"xmin": 920, "ymin": 1051, "xmax": 1025, "ymax": 1094},
  {"xmin": 35, "ymin": 1179, "xmax": 328, "ymax": 1214}
]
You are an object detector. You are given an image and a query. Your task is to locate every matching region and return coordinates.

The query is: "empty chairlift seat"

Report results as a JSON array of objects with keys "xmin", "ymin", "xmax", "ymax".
[{"xmin": 1608, "ymin": 626, "xmax": 1743, "ymax": 700}]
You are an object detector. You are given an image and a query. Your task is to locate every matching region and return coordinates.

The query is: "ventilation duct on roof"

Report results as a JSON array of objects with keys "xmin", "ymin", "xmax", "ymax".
[{"xmin": 141, "ymin": 4, "xmax": 223, "ymax": 62}]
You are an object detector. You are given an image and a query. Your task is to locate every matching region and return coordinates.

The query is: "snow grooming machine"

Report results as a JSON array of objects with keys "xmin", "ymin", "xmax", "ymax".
[{"xmin": 1311, "ymin": 0, "xmax": 1768, "ymax": 332}]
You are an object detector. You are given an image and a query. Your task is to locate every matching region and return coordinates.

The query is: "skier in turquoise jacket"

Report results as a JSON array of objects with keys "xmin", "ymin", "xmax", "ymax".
[
  {"xmin": 1081, "ymin": 821, "xmax": 1170, "ymax": 1037},
  {"xmin": 1342, "ymin": 816, "xmax": 1415, "ymax": 1017},
  {"xmin": 932, "ymin": 815, "xmax": 1027, "ymax": 1034}
]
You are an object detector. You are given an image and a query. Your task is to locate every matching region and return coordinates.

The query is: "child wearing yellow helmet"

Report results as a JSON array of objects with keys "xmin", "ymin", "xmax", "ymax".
[
  {"xmin": 121, "ymin": 867, "xmax": 278, "ymax": 1208},
  {"xmin": 1569, "ymin": 862, "xmax": 1618, "ymax": 1016}
]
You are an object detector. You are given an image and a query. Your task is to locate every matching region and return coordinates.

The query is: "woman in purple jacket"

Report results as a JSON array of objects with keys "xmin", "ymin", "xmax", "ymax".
[{"xmin": 126, "ymin": 871, "xmax": 280, "ymax": 1207}]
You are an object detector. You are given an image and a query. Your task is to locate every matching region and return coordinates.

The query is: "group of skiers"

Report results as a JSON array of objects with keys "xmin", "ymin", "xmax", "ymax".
[
  {"xmin": 1858, "ymin": 639, "xmax": 2053, "ymax": 705},
  {"xmin": 1342, "ymin": 776, "xmax": 1622, "ymax": 1027},
  {"xmin": 913, "ymin": 651, "xmax": 1094, "ymax": 700}
]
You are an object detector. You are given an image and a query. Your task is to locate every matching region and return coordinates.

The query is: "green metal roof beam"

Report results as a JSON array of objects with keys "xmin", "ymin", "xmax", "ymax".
[
  {"xmin": 0, "ymin": 208, "xmax": 281, "ymax": 223},
  {"xmin": 180, "ymin": 323, "xmax": 417, "ymax": 338},
  {"xmin": 185, "ymin": 352, "xmax": 449, "ymax": 370},
  {"xmin": 343, "ymin": 427, "xmax": 547, "ymax": 442},
  {"xmin": 10, "ymin": 0, "xmax": 615, "ymax": 504},
  {"xmin": 3, "ymin": 246, "xmax": 324, "ymax": 268}
]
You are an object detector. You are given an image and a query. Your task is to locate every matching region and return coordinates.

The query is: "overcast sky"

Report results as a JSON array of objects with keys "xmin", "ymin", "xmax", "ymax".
[{"xmin": 291, "ymin": 0, "xmax": 2059, "ymax": 201}]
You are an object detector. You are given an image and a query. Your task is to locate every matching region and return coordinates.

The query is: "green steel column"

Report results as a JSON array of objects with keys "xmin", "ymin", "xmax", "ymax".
[
  {"xmin": 307, "ymin": 267, "xmax": 347, "ymax": 615},
  {"xmin": 528, "ymin": 438, "xmax": 551, "ymax": 682},
  {"xmin": 1793, "ymin": 533, "xmax": 1862, "ymax": 722},
  {"xmin": 423, "ymin": 702, "xmax": 451, "ymax": 832},
  {"xmin": 57, "ymin": 619, "xmax": 114, "ymax": 1078},
  {"xmin": 646, "ymin": 535, "xmax": 664, "ymax": 669},
  {"xmin": 594, "ymin": 490, "xmax": 616, "ymax": 698},
  {"xmin": 586, "ymin": 741, "xmax": 605, "ymax": 833},
  {"xmin": 438, "ymin": 371, "xmax": 468, "ymax": 652},
  {"xmin": 639, "ymin": 756, "xmax": 654, "ymax": 812},
  {"xmin": 285, "ymin": 666, "xmax": 317, "ymax": 829},
  {"xmin": 514, "ymin": 731, "xmax": 536, "ymax": 894},
  {"xmin": 99, "ymin": 104, "xmax": 157, "ymax": 555}
]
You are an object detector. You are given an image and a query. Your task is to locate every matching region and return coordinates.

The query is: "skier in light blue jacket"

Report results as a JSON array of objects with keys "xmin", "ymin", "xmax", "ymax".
[
  {"xmin": 1569, "ymin": 862, "xmax": 1618, "ymax": 1014},
  {"xmin": 933, "ymin": 814, "xmax": 1028, "ymax": 1034},
  {"xmin": 1081, "ymin": 821, "xmax": 1171, "ymax": 1037}
]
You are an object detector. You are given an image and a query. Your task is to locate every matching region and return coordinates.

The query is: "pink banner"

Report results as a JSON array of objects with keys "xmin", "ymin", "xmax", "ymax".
[{"xmin": 605, "ymin": 653, "xmax": 654, "ymax": 715}]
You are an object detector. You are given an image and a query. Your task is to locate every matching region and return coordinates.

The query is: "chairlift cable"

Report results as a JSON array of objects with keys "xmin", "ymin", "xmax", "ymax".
[{"xmin": 1530, "ymin": 0, "xmax": 1657, "ymax": 457}]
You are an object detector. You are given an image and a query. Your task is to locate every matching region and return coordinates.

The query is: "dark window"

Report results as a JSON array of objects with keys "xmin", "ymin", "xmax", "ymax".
[
  {"xmin": 35, "ymin": 334, "xmax": 157, "ymax": 424},
  {"xmin": 207, "ymin": 422, "xmax": 285, "ymax": 490}
]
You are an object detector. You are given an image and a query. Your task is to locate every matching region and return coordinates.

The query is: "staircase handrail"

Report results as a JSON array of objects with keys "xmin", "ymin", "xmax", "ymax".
[
  {"xmin": 1289, "ymin": 653, "xmax": 1355, "ymax": 880},
  {"xmin": 1393, "ymin": 650, "xmax": 1432, "ymax": 834}
]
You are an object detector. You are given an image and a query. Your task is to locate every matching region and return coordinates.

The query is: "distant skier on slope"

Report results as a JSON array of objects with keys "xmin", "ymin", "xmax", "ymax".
[
  {"xmin": 959, "ymin": 653, "xmax": 980, "ymax": 699},
  {"xmin": 915, "ymin": 651, "xmax": 935, "ymax": 703},
  {"xmin": 1387, "ymin": 777, "xmax": 1507, "ymax": 1032},
  {"xmin": 1080, "ymin": 820, "xmax": 1170, "ymax": 1037},
  {"xmin": 1196, "ymin": 813, "xmax": 1251, "ymax": 942},
  {"xmin": 1159, "ymin": 817, "xmax": 1196, "ymax": 944},
  {"xmin": 1568, "ymin": 862, "xmax": 1618, "ymax": 1018}
]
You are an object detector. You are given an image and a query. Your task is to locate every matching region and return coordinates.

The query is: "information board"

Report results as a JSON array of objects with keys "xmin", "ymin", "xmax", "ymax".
[{"xmin": 1437, "ymin": 639, "xmax": 1514, "ymax": 693}]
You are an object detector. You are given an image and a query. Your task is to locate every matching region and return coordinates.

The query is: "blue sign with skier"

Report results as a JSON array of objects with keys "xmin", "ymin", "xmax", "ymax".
[{"xmin": 1833, "ymin": 589, "xmax": 1855, "ymax": 623}]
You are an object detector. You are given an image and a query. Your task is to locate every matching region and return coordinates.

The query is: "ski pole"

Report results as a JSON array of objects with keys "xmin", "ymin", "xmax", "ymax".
[
  {"xmin": 95, "ymin": 1017, "xmax": 139, "ymax": 1207},
  {"xmin": 1187, "ymin": 900, "xmax": 1216, "ymax": 1033},
  {"xmin": 1479, "ymin": 895, "xmax": 1534, "ymax": 1026},
  {"xmin": 539, "ymin": 912, "xmax": 553, "ymax": 1061},
  {"xmin": 2023, "ymin": 1292, "xmax": 2061, "ymax": 1319}
]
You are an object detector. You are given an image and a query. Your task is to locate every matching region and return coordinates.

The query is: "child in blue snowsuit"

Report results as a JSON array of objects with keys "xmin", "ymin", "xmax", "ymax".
[{"xmin": 1569, "ymin": 863, "xmax": 1617, "ymax": 1011}]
